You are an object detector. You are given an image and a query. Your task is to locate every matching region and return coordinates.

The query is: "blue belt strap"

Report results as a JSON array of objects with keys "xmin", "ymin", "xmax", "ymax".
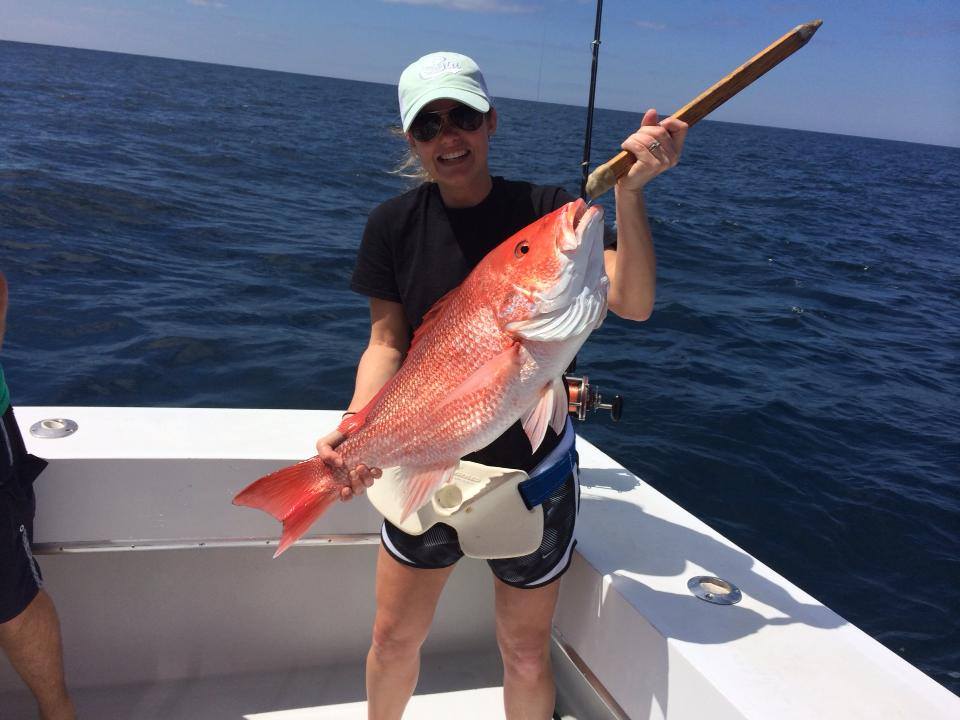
[{"xmin": 517, "ymin": 420, "xmax": 579, "ymax": 510}]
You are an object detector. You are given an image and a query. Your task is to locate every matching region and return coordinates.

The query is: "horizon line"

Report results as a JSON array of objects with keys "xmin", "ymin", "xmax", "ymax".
[{"xmin": 2, "ymin": 37, "xmax": 957, "ymax": 151}]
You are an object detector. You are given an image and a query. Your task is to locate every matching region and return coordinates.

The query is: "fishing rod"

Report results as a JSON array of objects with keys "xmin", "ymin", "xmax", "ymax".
[
  {"xmin": 568, "ymin": 1, "xmax": 623, "ymax": 423},
  {"xmin": 567, "ymin": 19, "xmax": 824, "ymax": 423},
  {"xmin": 579, "ymin": 0, "xmax": 604, "ymax": 199}
]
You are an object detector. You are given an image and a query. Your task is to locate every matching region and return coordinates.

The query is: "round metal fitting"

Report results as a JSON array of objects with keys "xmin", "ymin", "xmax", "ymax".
[
  {"xmin": 29, "ymin": 418, "xmax": 78, "ymax": 439},
  {"xmin": 687, "ymin": 576, "xmax": 742, "ymax": 605}
]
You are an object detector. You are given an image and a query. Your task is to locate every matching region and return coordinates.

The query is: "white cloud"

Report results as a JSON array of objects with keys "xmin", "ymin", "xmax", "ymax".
[
  {"xmin": 383, "ymin": 0, "xmax": 538, "ymax": 14},
  {"xmin": 188, "ymin": 0, "xmax": 226, "ymax": 8}
]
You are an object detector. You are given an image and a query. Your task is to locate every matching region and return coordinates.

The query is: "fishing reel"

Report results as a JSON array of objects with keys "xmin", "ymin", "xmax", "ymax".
[{"xmin": 564, "ymin": 374, "xmax": 623, "ymax": 422}]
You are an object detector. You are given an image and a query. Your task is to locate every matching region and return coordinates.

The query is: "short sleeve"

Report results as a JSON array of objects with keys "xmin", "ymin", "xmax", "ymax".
[{"xmin": 350, "ymin": 203, "xmax": 402, "ymax": 302}]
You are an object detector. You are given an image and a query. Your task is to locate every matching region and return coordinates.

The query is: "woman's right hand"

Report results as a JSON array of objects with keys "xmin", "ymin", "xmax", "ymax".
[{"xmin": 316, "ymin": 429, "xmax": 381, "ymax": 502}]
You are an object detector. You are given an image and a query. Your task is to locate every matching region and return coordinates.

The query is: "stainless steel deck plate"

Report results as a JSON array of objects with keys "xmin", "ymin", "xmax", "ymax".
[
  {"xmin": 30, "ymin": 418, "xmax": 78, "ymax": 439},
  {"xmin": 688, "ymin": 575, "xmax": 742, "ymax": 605}
]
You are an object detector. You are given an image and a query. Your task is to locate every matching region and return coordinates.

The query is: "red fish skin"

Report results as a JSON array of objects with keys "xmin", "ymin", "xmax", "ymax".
[{"xmin": 233, "ymin": 200, "xmax": 606, "ymax": 556}]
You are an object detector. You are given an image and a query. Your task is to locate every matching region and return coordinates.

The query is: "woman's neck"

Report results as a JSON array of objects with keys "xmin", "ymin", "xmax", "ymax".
[{"xmin": 437, "ymin": 174, "xmax": 494, "ymax": 209}]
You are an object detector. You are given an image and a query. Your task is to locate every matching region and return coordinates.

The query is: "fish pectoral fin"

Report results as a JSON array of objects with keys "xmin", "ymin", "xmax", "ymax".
[
  {"xmin": 520, "ymin": 377, "xmax": 568, "ymax": 453},
  {"xmin": 505, "ymin": 287, "xmax": 607, "ymax": 341},
  {"xmin": 549, "ymin": 376, "xmax": 569, "ymax": 434},
  {"xmin": 396, "ymin": 464, "xmax": 458, "ymax": 521},
  {"xmin": 436, "ymin": 342, "xmax": 524, "ymax": 411}
]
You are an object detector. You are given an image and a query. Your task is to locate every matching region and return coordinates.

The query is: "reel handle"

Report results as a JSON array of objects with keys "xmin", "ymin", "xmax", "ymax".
[
  {"xmin": 564, "ymin": 375, "xmax": 623, "ymax": 422},
  {"xmin": 596, "ymin": 394, "xmax": 623, "ymax": 422}
]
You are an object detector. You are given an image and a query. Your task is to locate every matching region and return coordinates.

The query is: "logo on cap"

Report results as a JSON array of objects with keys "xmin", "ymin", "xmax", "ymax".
[{"xmin": 418, "ymin": 56, "xmax": 463, "ymax": 80}]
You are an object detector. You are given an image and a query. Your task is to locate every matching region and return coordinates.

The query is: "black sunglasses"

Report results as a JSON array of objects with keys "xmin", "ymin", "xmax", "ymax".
[{"xmin": 410, "ymin": 105, "xmax": 486, "ymax": 142}]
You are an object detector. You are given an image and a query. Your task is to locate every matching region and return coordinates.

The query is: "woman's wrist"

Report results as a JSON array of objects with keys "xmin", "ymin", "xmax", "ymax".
[
  {"xmin": 341, "ymin": 410, "xmax": 357, "ymax": 418},
  {"xmin": 615, "ymin": 182, "xmax": 647, "ymax": 205}
]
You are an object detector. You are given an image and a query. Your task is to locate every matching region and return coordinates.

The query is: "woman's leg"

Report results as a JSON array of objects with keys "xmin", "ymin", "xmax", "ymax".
[
  {"xmin": 366, "ymin": 545, "xmax": 456, "ymax": 720},
  {"xmin": 494, "ymin": 577, "xmax": 562, "ymax": 720}
]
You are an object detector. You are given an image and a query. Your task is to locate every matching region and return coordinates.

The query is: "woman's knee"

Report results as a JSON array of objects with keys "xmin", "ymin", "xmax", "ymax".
[
  {"xmin": 497, "ymin": 633, "xmax": 551, "ymax": 681},
  {"xmin": 370, "ymin": 614, "xmax": 429, "ymax": 663}
]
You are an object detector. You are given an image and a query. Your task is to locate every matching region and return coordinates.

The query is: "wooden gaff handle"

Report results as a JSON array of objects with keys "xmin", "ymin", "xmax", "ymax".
[{"xmin": 584, "ymin": 19, "xmax": 823, "ymax": 200}]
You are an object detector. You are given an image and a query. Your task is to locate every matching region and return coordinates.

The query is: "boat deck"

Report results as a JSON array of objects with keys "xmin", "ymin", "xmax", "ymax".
[{"xmin": 0, "ymin": 650, "xmax": 506, "ymax": 719}]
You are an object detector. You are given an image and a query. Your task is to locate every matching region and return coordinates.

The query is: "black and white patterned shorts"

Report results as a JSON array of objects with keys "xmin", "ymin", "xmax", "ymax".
[{"xmin": 381, "ymin": 462, "xmax": 580, "ymax": 590}]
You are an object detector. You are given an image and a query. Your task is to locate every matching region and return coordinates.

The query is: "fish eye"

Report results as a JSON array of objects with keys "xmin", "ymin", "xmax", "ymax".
[{"xmin": 514, "ymin": 241, "xmax": 530, "ymax": 258}]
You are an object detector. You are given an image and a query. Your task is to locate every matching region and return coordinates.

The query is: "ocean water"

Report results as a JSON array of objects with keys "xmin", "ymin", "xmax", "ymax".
[{"xmin": 1, "ymin": 41, "xmax": 958, "ymax": 693}]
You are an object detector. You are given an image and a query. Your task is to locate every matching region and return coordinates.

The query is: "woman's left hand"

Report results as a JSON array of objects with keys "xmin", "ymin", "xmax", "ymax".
[{"xmin": 618, "ymin": 108, "xmax": 688, "ymax": 193}]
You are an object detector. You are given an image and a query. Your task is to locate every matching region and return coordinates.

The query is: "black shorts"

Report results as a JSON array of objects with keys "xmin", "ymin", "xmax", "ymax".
[
  {"xmin": 380, "ymin": 466, "xmax": 580, "ymax": 590},
  {"xmin": 0, "ymin": 407, "xmax": 47, "ymax": 624}
]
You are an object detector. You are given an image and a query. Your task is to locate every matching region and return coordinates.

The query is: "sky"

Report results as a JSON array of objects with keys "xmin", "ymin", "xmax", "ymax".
[{"xmin": 1, "ymin": 0, "xmax": 958, "ymax": 147}]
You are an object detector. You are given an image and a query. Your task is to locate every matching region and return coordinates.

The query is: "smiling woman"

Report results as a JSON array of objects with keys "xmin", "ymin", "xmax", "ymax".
[
  {"xmin": 404, "ymin": 96, "xmax": 497, "ymax": 208},
  {"xmin": 287, "ymin": 49, "xmax": 688, "ymax": 720},
  {"xmin": 388, "ymin": 53, "xmax": 498, "ymax": 203},
  {"xmin": 393, "ymin": 104, "xmax": 489, "ymax": 182}
]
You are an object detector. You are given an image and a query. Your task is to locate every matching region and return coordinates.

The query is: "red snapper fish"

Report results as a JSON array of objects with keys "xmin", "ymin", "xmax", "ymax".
[{"xmin": 234, "ymin": 198, "xmax": 609, "ymax": 556}]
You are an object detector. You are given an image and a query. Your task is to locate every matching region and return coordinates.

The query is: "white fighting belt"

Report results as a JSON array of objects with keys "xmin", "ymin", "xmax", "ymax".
[{"xmin": 366, "ymin": 461, "xmax": 544, "ymax": 560}]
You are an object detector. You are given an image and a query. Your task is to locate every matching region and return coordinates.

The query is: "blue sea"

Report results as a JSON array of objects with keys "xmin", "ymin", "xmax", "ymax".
[{"xmin": 1, "ymin": 41, "xmax": 958, "ymax": 693}]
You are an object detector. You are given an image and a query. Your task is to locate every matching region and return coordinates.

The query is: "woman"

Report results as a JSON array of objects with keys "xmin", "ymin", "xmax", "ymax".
[{"xmin": 317, "ymin": 52, "xmax": 687, "ymax": 720}]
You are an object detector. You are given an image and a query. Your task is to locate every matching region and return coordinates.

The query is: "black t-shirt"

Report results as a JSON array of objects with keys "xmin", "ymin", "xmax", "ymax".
[{"xmin": 350, "ymin": 176, "xmax": 612, "ymax": 471}]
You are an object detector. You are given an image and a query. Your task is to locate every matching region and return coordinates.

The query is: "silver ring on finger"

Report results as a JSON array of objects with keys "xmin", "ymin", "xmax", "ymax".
[{"xmin": 647, "ymin": 139, "xmax": 662, "ymax": 153}]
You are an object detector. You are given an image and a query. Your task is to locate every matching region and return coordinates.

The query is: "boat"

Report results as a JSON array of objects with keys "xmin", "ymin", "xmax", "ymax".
[{"xmin": 1, "ymin": 405, "xmax": 957, "ymax": 718}]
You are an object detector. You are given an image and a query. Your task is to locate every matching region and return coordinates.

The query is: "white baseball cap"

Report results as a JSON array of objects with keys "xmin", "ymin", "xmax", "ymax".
[{"xmin": 398, "ymin": 52, "xmax": 491, "ymax": 132}]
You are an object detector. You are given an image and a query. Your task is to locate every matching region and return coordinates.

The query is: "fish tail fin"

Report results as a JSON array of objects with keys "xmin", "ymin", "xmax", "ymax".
[
  {"xmin": 233, "ymin": 458, "xmax": 339, "ymax": 558},
  {"xmin": 273, "ymin": 492, "xmax": 339, "ymax": 558}
]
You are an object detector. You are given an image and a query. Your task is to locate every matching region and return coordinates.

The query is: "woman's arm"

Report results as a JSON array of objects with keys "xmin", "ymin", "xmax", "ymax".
[
  {"xmin": 344, "ymin": 297, "xmax": 411, "ymax": 413},
  {"xmin": 604, "ymin": 109, "xmax": 688, "ymax": 321},
  {"xmin": 317, "ymin": 297, "xmax": 411, "ymax": 500}
]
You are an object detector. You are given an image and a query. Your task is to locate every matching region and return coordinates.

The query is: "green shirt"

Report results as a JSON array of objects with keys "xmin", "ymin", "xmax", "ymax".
[{"xmin": 0, "ymin": 364, "xmax": 9, "ymax": 415}]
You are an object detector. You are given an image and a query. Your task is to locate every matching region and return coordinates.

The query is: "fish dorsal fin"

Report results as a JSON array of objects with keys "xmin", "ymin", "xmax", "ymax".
[
  {"xmin": 520, "ymin": 377, "xmax": 568, "ymax": 453},
  {"xmin": 336, "ymin": 382, "xmax": 391, "ymax": 436},
  {"xmin": 396, "ymin": 463, "xmax": 458, "ymax": 521},
  {"xmin": 505, "ymin": 287, "xmax": 607, "ymax": 341},
  {"xmin": 410, "ymin": 286, "xmax": 460, "ymax": 351}
]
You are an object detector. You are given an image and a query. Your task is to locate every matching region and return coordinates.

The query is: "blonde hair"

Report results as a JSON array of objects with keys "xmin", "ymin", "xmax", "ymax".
[{"xmin": 389, "ymin": 126, "xmax": 433, "ymax": 184}]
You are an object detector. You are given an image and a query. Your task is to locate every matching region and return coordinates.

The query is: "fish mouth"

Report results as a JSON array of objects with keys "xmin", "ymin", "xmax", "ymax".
[
  {"xmin": 559, "ymin": 199, "xmax": 605, "ymax": 285},
  {"xmin": 571, "ymin": 200, "xmax": 589, "ymax": 231},
  {"xmin": 559, "ymin": 199, "xmax": 593, "ymax": 251},
  {"xmin": 558, "ymin": 199, "xmax": 604, "ymax": 265},
  {"xmin": 536, "ymin": 200, "xmax": 607, "ymax": 314}
]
